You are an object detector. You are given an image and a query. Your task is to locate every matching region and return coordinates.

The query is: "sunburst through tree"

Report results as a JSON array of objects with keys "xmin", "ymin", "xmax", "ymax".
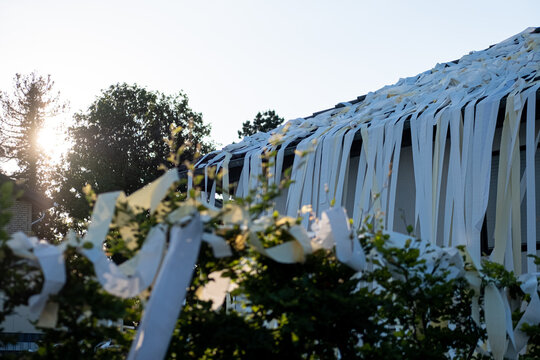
[{"xmin": 0, "ymin": 72, "xmax": 67, "ymax": 190}]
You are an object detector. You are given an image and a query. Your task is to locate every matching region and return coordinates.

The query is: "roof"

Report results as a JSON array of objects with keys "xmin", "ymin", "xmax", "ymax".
[
  {"xmin": 192, "ymin": 27, "xmax": 540, "ymax": 174},
  {"xmin": 187, "ymin": 27, "xmax": 540, "ymax": 273},
  {"xmin": 0, "ymin": 173, "xmax": 53, "ymax": 209}
]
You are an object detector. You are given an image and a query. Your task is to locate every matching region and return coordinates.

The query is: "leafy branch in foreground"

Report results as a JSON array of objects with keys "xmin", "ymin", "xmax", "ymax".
[{"xmin": 2, "ymin": 147, "xmax": 540, "ymax": 359}]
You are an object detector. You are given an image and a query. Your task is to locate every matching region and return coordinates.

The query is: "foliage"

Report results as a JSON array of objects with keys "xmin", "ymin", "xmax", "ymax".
[
  {"xmin": 0, "ymin": 73, "xmax": 66, "ymax": 191},
  {"xmin": 238, "ymin": 110, "xmax": 284, "ymax": 139},
  {"xmin": 519, "ymin": 255, "xmax": 540, "ymax": 360},
  {"xmin": 521, "ymin": 322, "xmax": 540, "ymax": 360},
  {"xmin": 2, "ymin": 161, "xmax": 540, "ymax": 359},
  {"xmin": 23, "ymin": 248, "xmax": 137, "ymax": 359},
  {"xmin": 229, "ymin": 251, "xmax": 380, "ymax": 359},
  {"xmin": 359, "ymin": 237, "xmax": 486, "ymax": 360},
  {"xmin": 54, "ymin": 83, "xmax": 214, "ymax": 225},
  {"xmin": 31, "ymin": 208, "xmax": 70, "ymax": 245},
  {"xmin": 178, "ymin": 223, "xmax": 486, "ymax": 360}
]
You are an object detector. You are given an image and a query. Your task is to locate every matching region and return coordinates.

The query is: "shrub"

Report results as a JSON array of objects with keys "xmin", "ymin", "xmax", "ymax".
[{"xmin": 1, "ymin": 172, "xmax": 539, "ymax": 359}]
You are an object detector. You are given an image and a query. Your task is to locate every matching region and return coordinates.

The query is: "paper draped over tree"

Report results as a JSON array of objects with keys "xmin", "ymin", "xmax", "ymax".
[{"xmin": 6, "ymin": 168, "xmax": 540, "ymax": 359}]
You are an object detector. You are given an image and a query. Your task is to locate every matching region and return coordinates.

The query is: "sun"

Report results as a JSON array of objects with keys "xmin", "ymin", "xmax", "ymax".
[{"xmin": 37, "ymin": 117, "xmax": 70, "ymax": 163}]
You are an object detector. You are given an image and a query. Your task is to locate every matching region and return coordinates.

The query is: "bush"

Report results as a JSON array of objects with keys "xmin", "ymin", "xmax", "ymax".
[{"xmin": 1, "ymin": 172, "xmax": 539, "ymax": 359}]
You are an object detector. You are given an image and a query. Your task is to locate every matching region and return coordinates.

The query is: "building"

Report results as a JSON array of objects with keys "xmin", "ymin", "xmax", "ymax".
[
  {"xmin": 0, "ymin": 174, "xmax": 52, "ymax": 236},
  {"xmin": 190, "ymin": 27, "xmax": 540, "ymax": 275},
  {"xmin": 0, "ymin": 174, "xmax": 52, "ymax": 353}
]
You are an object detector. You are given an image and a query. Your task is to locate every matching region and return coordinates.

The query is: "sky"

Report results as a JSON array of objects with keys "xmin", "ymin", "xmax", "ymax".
[{"xmin": 1, "ymin": 0, "xmax": 539, "ymax": 155}]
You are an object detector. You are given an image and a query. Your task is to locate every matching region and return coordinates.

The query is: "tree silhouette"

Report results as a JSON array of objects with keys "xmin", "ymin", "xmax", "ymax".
[
  {"xmin": 55, "ymin": 83, "xmax": 214, "ymax": 223},
  {"xmin": 0, "ymin": 73, "xmax": 66, "ymax": 190},
  {"xmin": 238, "ymin": 110, "xmax": 284, "ymax": 139}
]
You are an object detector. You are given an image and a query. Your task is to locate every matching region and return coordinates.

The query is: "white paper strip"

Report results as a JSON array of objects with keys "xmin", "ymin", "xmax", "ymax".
[
  {"xmin": 127, "ymin": 168, "xmax": 179, "ymax": 214},
  {"xmin": 484, "ymin": 283, "xmax": 508, "ymax": 360},
  {"xmin": 6, "ymin": 236, "xmax": 67, "ymax": 327},
  {"xmin": 525, "ymin": 86, "xmax": 539, "ymax": 272},
  {"xmin": 196, "ymin": 270, "xmax": 232, "ymax": 310},
  {"xmin": 28, "ymin": 243, "xmax": 66, "ymax": 323},
  {"xmin": 82, "ymin": 224, "xmax": 167, "ymax": 298},
  {"xmin": 319, "ymin": 207, "xmax": 366, "ymax": 272},
  {"xmin": 128, "ymin": 217, "xmax": 203, "ymax": 360}
]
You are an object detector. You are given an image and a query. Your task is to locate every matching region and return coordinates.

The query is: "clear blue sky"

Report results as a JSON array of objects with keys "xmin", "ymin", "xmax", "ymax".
[{"xmin": 1, "ymin": 0, "xmax": 539, "ymax": 148}]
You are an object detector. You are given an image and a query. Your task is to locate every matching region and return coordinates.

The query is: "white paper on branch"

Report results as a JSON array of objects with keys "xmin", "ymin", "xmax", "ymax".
[
  {"xmin": 195, "ymin": 270, "xmax": 232, "ymax": 310},
  {"xmin": 484, "ymin": 283, "xmax": 508, "ymax": 360},
  {"xmin": 82, "ymin": 224, "xmax": 167, "ymax": 298},
  {"xmin": 128, "ymin": 216, "xmax": 203, "ymax": 360},
  {"xmin": 29, "ymin": 242, "xmax": 66, "ymax": 327}
]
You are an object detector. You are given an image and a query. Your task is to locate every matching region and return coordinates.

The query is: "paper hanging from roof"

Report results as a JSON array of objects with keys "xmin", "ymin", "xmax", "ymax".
[{"xmin": 197, "ymin": 27, "xmax": 540, "ymax": 273}]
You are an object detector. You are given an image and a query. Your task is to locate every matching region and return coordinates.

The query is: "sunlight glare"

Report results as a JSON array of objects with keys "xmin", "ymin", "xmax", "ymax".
[{"xmin": 37, "ymin": 117, "xmax": 70, "ymax": 164}]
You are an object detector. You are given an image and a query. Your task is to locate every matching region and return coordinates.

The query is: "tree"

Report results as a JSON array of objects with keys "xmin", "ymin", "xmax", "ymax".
[
  {"xmin": 0, "ymin": 73, "xmax": 66, "ymax": 191},
  {"xmin": 238, "ymin": 110, "xmax": 284, "ymax": 138},
  {"xmin": 55, "ymin": 83, "xmax": 213, "ymax": 222}
]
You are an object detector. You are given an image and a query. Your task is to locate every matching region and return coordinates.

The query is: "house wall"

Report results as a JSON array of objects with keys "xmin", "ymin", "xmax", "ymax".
[
  {"xmin": 390, "ymin": 146, "xmax": 417, "ymax": 236},
  {"xmin": 342, "ymin": 146, "xmax": 420, "ymax": 237},
  {"xmin": 5, "ymin": 200, "xmax": 32, "ymax": 235},
  {"xmin": 1, "ymin": 306, "xmax": 37, "ymax": 334},
  {"xmin": 2, "ymin": 201, "xmax": 37, "ymax": 338}
]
